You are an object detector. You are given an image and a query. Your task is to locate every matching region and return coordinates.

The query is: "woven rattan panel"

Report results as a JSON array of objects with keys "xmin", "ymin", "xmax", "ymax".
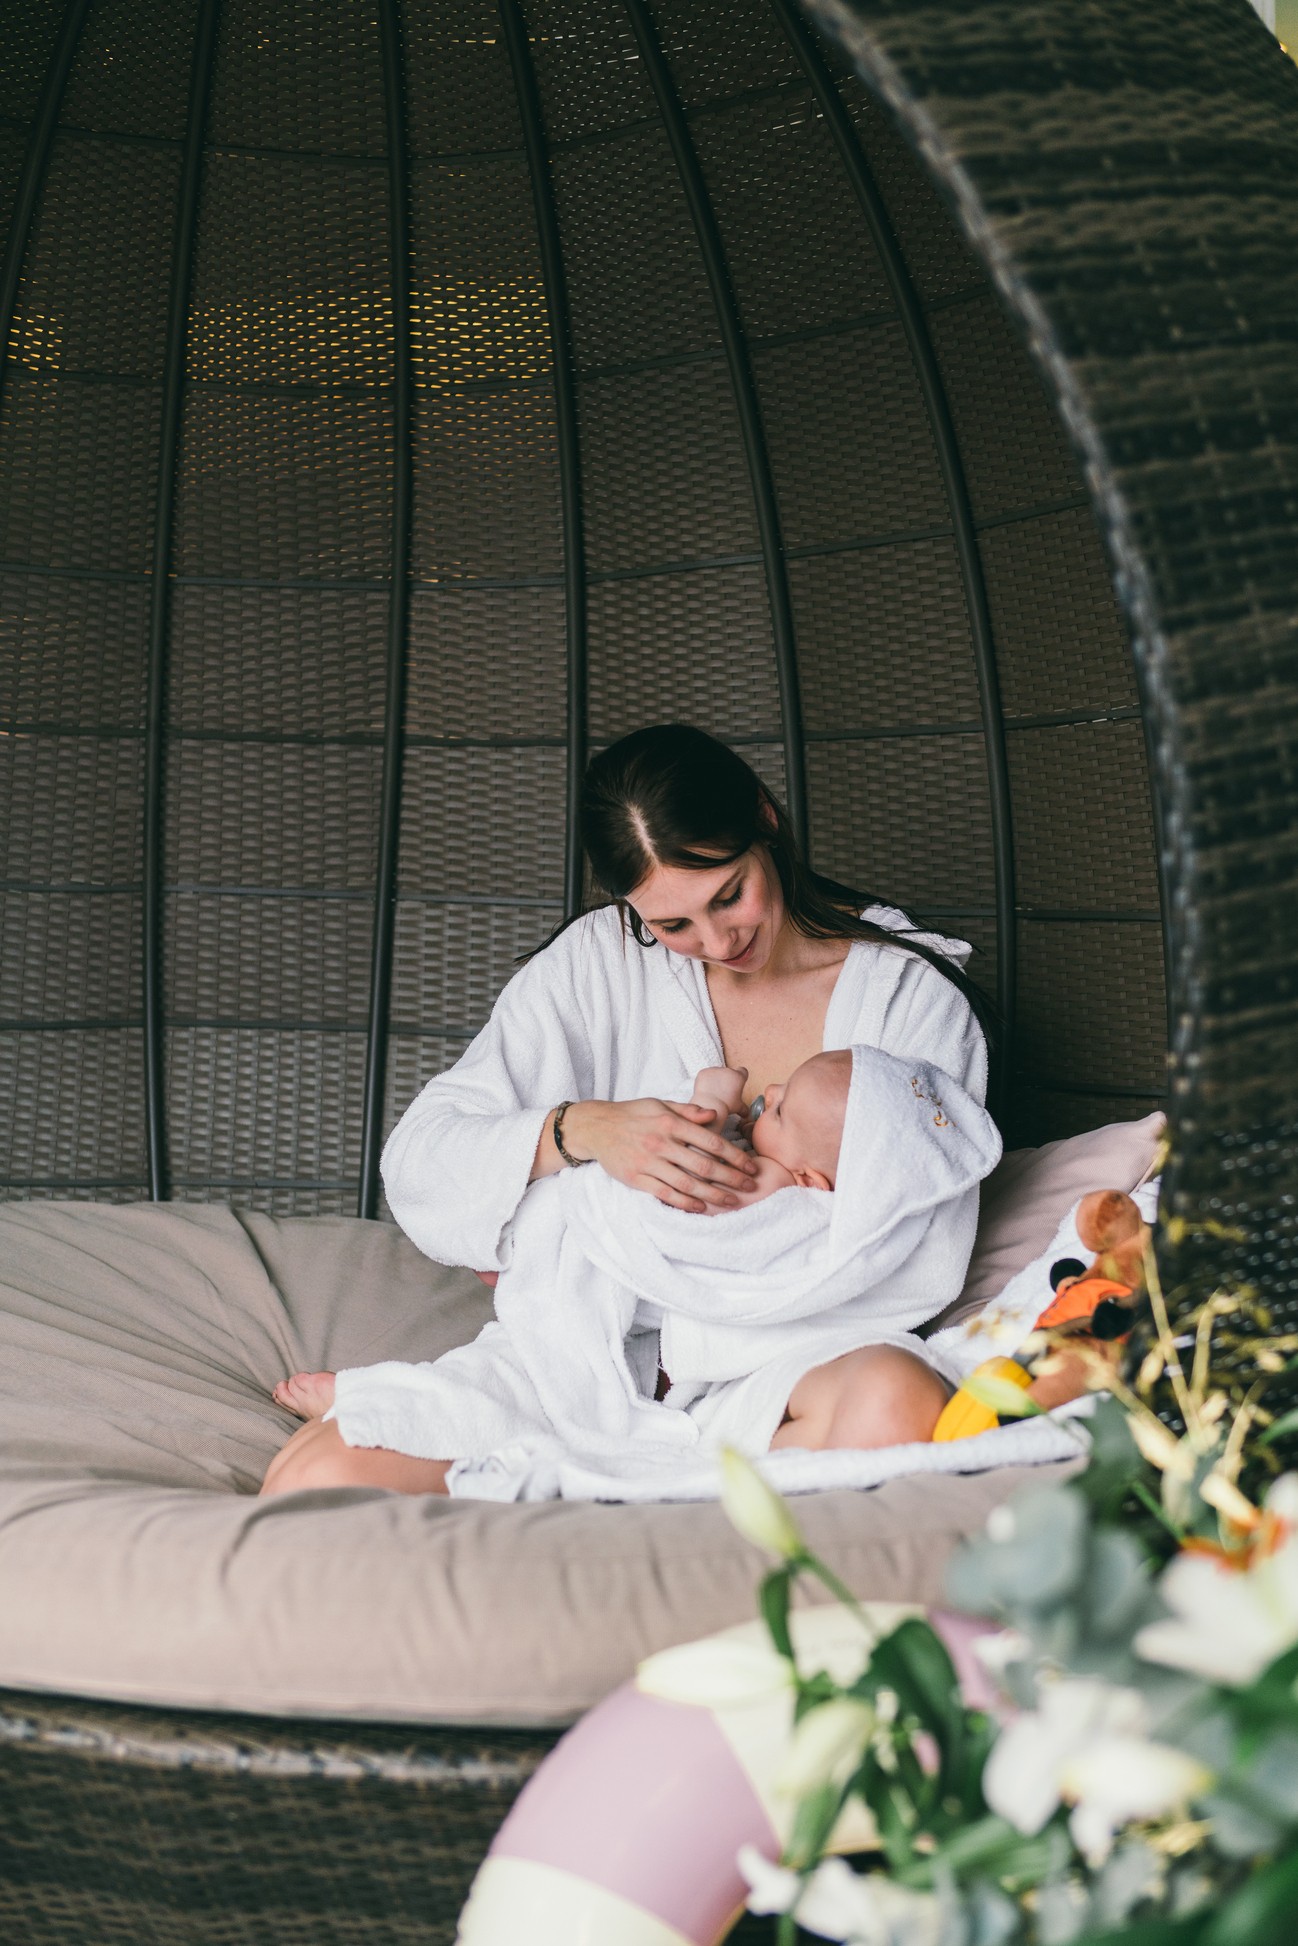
[
  {"xmin": 0, "ymin": 0, "xmax": 195, "ymax": 1201},
  {"xmin": 808, "ymin": 0, "xmax": 1298, "ymax": 1328},
  {"xmin": 0, "ymin": 0, "xmax": 1167, "ymax": 1214},
  {"xmin": 0, "ymin": 1689, "xmax": 554, "ymax": 1946}
]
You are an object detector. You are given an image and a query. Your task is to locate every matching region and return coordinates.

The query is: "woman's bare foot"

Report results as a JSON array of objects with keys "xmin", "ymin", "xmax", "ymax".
[{"xmin": 272, "ymin": 1370, "xmax": 336, "ymax": 1419}]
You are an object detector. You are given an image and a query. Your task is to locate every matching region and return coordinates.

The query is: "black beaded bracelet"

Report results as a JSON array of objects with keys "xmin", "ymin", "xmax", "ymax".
[{"xmin": 552, "ymin": 1100, "xmax": 591, "ymax": 1168}]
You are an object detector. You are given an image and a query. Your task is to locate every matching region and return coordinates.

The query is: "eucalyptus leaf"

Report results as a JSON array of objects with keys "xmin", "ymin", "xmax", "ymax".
[
  {"xmin": 1197, "ymin": 1788, "xmax": 1287, "ymax": 1861},
  {"xmin": 1037, "ymin": 1876, "xmax": 1089, "ymax": 1946},
  {"xmin": 962, "ymin": 1879, "xmax": 1020, "ymax": 1946},
  {"xmin": 1176, "ymin": 1708, "xmax": 1238, "ymax": 1775},
  {"xmin": 1072, "ymin": 1399, "xmax": 1148, "ymax": 1519},
  {"xmin": 1081, "ymin": 1529, "xmax": 1162, "ymax": 1643},
  {"xmin": 1092, "ymin": 1840, "xmax": 1165, "ymax": 1927},
  {"xmin": 1237, "ymin": 1728, "xmax": 1298, "ymax": 1823},
  {"xmin": 945, "ymin": 1486, "xmax": 1088, "ymax": 1619},
  {"xmin": 1167, "ymin": 1864, "xmax": 1217, "ymax": 1920}
]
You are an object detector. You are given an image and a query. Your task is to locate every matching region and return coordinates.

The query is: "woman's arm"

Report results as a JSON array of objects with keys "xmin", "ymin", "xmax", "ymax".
[{"xmin": 381, "ymin": 920, "xmax": 757, "ymax": 1263}]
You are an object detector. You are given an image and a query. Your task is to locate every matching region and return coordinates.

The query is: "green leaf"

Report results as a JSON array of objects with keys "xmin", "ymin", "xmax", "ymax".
[
  {"xmin": 1258, "ymin": 1406, "xmax": 1298, "ymax": 1449},
  {"xmin": 760, "ymin": 1566, "xmax": 793, "ymax": 1663},
  {"xmin": 1075, "ymin": 1921, "xmax": 1208, "ymax": 1946},
  {"xmin": 930, "ymin": 1812, "xmax": 1030, "ymax": 1874},
  {"xmin": 785, "ymin": 1778, "xmax": 849, "ymax": 1875},
  {"xmin": 857, "ymin": 1760, "xmax": 915, "ymax": 1877},
  {"xmin": 961, "ymin": 1371, "xmax": 1044, "ymax": 1418},
  {"xmin": 867, "ymin": 1619, "xmax": 975, "ymax": 1801},
  {"xmin": 792, "ymin": 1669, "xmax": 837, "ymax": 1720},
  {"xmin": 869, "ymin": 1621, "xmax": 960, "ymax": 1737},
  {"xmin": 1201, "ymin": 1844, "xmax": 1298, "ymax": 1946}
]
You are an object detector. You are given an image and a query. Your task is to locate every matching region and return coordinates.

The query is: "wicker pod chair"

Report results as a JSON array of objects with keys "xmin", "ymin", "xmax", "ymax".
[{"xmin": 1, "ymin": 0, "xmax": 1296, "ymax": 1938}]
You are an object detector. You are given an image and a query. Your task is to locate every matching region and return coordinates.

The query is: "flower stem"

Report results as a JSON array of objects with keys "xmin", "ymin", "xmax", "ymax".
[{"xmin": 1132, "ymin": 1475, "xmax": 1186, "ymax": 1543}]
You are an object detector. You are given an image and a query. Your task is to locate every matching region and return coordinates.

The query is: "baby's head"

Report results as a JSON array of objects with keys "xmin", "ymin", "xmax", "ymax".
[{"xmin": 749, "ymin": 1048, "xmax": 852, "ymax": 1190}]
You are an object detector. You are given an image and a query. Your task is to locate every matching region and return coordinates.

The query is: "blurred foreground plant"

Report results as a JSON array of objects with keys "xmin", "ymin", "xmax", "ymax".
[{"xmin": 715, "ymin": 1292, "xmax": 1298, "ymax": 1946}]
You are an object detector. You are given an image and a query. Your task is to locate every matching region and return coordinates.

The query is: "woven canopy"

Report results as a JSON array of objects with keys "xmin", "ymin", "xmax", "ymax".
[{"xmin": 1, "ymin": 0, "xmax": 1296, "ymax": 1312}]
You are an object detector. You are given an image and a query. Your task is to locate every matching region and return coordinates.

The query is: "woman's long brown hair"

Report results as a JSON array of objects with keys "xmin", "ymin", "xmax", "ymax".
[{"xmin": 535, "ymin": 722, "xmax": 995, "ymax": 1045}]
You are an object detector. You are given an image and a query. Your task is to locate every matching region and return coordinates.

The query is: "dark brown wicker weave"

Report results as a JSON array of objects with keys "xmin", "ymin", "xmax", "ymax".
[{"xmin": 1, "ymin": 0, "xmax": 1295, "ymax": 1937}]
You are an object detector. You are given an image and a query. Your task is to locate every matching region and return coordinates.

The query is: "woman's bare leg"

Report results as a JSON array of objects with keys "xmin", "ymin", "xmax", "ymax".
[
  {"xmin": 259, "ymin": 1417, "xmax": 451, "ymax": 1497},
  {"xmin": 770, "ymin": 1344, "xmax": 950, "ymax": 1452}
]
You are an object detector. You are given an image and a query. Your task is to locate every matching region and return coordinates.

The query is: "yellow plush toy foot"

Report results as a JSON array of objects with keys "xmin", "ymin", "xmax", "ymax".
[{"xmin": 931, "ymin": 1356, "xmax": 1033, "ymax": 1442}]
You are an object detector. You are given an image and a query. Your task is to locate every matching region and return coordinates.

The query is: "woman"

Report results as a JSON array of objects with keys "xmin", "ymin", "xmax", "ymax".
[{"xmin": 263, "ymin": 724, "xmax": 998, "ymax": 1497}]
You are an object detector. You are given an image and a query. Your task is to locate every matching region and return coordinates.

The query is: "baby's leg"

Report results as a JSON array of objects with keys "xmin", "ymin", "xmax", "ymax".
[
  {"xmin": 259, "ymin": 1416, "xmax": 452, "ymax": 1497},
  {"xmin": 771, "ymin": 1344, "xmax": 951, "ymax": 1452},
  {"xmin": 273, "ymin": 1370, "xmax": 337, "ymax": 1419}
]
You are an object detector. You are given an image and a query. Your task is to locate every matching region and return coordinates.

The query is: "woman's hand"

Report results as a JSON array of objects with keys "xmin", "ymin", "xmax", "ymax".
[{"xmin": 543, "ymin": 1098, "xmax": 760, "ymax": 1213}]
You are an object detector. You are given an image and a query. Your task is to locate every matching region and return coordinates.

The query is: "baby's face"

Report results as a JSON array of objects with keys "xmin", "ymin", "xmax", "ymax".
[{"xmin": 749, "ymin": 1050, "xmax": 851, "ymax": 1188}]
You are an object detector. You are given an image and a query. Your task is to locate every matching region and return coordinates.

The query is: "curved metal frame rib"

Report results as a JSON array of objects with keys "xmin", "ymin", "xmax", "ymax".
[
  {"xmin": 623, "ymin": 0, "xmax": 810, "ymax": 855},
  {"xmin": 0, "ymin": 0, "xmax": 94, "ymax": 423},
  {"xmin": 358, "ymin": 0, "xmax": 415, "ymax": 1219},
  {"xmin": 773, "ymin": 0, "xmax": 1017, "ymax": 1098},
  {"xmin": 499, "ymin": 0, "xmax": 589, "ymax": 921},
  {"xmin": 142, "ymin": 0, "xmax": 223, "ymax": 1201}
]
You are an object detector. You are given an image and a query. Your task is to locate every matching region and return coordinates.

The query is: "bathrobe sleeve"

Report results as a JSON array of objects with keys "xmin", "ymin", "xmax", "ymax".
[{"xmin": 380, "ymin": 915, "xmax": 610, "ymax": 1270}]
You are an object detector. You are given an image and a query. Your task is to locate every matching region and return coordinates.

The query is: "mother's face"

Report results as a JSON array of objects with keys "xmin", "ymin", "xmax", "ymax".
[{"xmin": 625, "ymin": 845, "xmax": 784, "ymax": 973}]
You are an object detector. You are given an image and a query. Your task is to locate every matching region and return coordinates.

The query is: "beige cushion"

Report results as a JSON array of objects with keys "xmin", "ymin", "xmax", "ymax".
[
  {"xmin": 0, "ymin": 1198, "xmax": 1077, "ymax": 1725},
  {"xmin": 925, "ymin": 1109, "xmax": 1165, "ymax": 1336}
]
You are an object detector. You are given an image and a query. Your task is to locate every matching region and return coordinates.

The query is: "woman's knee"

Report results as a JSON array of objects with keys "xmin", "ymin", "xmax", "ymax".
[
  {"xmin": 827, "ymin": 1346, "xmax": 950, "ymax": 1449},
  {"xmin": 778, "ymin": 1345, "xmax": 950, "ymax": 1453}
]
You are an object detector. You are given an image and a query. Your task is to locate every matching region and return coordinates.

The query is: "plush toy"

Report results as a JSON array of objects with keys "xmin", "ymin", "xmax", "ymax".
[{"xmin": 932, "ymin": 1189, "xmax": 1148, "ymax": 1442}]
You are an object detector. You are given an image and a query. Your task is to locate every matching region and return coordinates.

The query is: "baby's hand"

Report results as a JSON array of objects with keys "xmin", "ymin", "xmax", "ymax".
[{"xmin": 691, "ymin": 1064, "xmax": 747, "ymax": 1124}]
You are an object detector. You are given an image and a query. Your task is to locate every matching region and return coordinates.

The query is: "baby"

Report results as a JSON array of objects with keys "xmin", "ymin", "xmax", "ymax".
[
  {"xmin": 688, "ymin": 1049, "xmax": 852, "ymax": 1202},
  {"xmin": 271, "ymin": 1050, "xmax": 855, "ymax": 1422}
]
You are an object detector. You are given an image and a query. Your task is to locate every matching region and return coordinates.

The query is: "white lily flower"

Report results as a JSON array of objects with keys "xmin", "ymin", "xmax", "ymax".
[
  {"xmin": 738, "ymin": 1848, "xmax": 942, "ymax": 1945},
  {"xmin": 971, "ymin": 1627, "xmax": 1031, "ymax": 1677},
  {"xmin": 1136, "ymin": 1475, "xmax": 1298, "ymax": 1686},
  {"xmin": 776, "ymin": 1698, "xmax": 875, "ymax": 1796},
  {"xmin": 720, "ymin": 1448, "xmax": 805, "ymax": 1559},
  {"xmin": 637, "ymin": 1633, "xmax": 794, "ymax": 1708},
  {"xmin": 1062, "ymin": 1735, "xmax": 1211, "ymax": 1865},
  {"xmin": 738, "ymin": 1846, "xmax": 803, "ymax": 1917},
  {"xmin": 982, "ymin": 1678, "xmax": 1147, "ymax": 1835},
  {"xmin": 1268, "ymin": 1474, "xmax": 1298, "ymax": 1522}
]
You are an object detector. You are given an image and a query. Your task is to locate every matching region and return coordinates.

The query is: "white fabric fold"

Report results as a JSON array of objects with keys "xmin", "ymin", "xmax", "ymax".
[{"xmin": 445, "ymin": 1418, "xmax": 1086, "ymax": 1505}]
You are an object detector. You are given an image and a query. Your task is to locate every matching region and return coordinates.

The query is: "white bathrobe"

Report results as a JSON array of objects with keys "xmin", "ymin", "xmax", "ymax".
[{"xmin": 325, "ymin": 905, "xmax": 1089, "ymax": 1499}]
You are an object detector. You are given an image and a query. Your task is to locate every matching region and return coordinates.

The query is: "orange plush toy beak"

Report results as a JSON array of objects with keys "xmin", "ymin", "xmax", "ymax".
[{"xmin": 1035, "ymin": 1272, "xmax": 1135, "ymax": 1336}]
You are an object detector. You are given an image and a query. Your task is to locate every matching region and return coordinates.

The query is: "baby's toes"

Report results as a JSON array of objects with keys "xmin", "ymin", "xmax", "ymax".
[
  {"xmin": 277, "ymin": 1370, "xmax": 336, "ymax": 1420},
  {"xmin": 274, "ymin": 1372, "xmax": 318, "ymax": 1418}
]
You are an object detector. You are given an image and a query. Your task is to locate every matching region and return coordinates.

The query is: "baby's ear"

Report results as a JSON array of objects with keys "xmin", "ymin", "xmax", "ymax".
[{"xmin": 793, "ymin": 1167, "xmax": 834, "ymax": 1192}]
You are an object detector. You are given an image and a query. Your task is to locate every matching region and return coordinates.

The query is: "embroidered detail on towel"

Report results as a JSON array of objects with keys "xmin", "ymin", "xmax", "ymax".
[{"xmin": 911, "ymin": 1074, "xmax": 950, "ymax": 1127}]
